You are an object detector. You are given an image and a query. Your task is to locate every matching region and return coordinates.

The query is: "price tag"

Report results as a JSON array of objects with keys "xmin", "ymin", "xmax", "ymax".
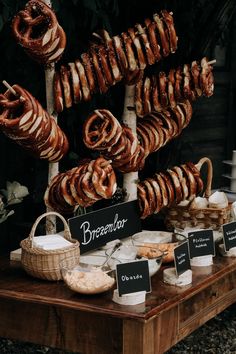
[
  {"xmin": 116, "ymin": 260, "xmax": 151, "ymax": 297},
  {"xmin": 188, "ymin": 229, "xmax": 215, "ymax": 259},
  {"xmin": 222, "ymin": 221, "xmax": 236, "ymax": 251},
  {"xmin": 174, "ymin": 241, "xmax": 191, "ymax": 276},
  {"xmin": 68, "ymin": 200, "xmax": 142, "ymax": 253}
]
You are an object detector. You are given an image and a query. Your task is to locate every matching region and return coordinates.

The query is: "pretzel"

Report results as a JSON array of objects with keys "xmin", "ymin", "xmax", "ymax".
[
  {"xmin": 53, "ymin": 72, "xmax": 64, "ymax": 113},
  {"xmin": 52, "ymin": 11, "xmax": 177, "ymax": 112},
  {"xmin": 172, "ymin": 166, "xmax": 189, "ymax": 200},
  {"xmin": 135, "ymin": 23, "xmax": 156, "ymax": 66},
  {"xmin": 159, "ymin": 172, "xmax": 175, "ymax": 207},
  {"xmin": 69, "ymin": 164, "xmax": 92, "ymax": 207},
  {"xmin": 83, "ymin": 109, "xmax": 122, "ymax": 150},
  {"xmin": 68, "ymin": 62, "xmax": 82, "ymax": 104},
  {"xmin": 75, "ymin": 59, "xmax": 91, "ymax": 101},
  {"xmin": 180, "ymin": 164, "xmax": 197, "ymax": 201},
  {"xmin": 161, "ymin": 10, "xmax": 178, "ymax": 53},
  {"xmin": 183, "ymin": 64, "xmax": 196, "ymax": 101},
  {"xmin": 153, "ymin": 13, "xmax": 170, "ymax": 57},
  {"xmin": 12, "ymin": 0, "xmax": 66, "ymax": 64},
  {"xmin": 127, "ymin": 28, "xmax": 147, "ymax": 70},
  {"xmin": 137, "ymin": 159, "xmax": 205, "ymax": 218},
  {"xmin": 92, "ymin": 157, "xmax": 117, "ymax": 198},
  {"xmin": 44, "ymin": 158, "xmax": 117, "ymax": 213},
  {"xmin": 151, "ymin": 76, "xmax": 162, "ymax": 112},
  {"xmin": 121, "ymin": 32, "xmax": 137, "ymax": 72},
  {"xmin": 60, "ymin": 65, "xmax": 73, "ymax": 108},
  {"xmin": 0, "ymin": 83, "xmax": 68, "ymax": 162},
  {"xmin": 143, "ymin": 179, "xmax": 157, "ymax": 214},
  {"xmin": 191, "ymin": 60, "xmax": 202, "ymax": 97},
  {"xmin": 143, "ymin": 77, "xmax": 152, "ymax": 115},
  {"xmin": 90, "ymin": 48, "xmax": 108, "ymax": 94},
  {"xmin": 97, "ymin": 46, "xmax": 114, "ymax": 87},
  {"xmin": 98, "ymin": 30, "xmax": 122, "ymax": 82},
  {"xmin": 137, "ymin": 184, "xmax": 150, "ymax": 219},
  {"xmin": 81, "ymin": 53, "xmax": 97, "ymax": 94},
  {"xmin": 159, "ymin": 72, "xmax": 168, "ymax": 107},
  {"xmin": 144, "ymin": 19, "xmax": 162, "ymax": 62},
  {"xmin": 200, "ymin": 58, "xmax": 214, "ymax": 96}
]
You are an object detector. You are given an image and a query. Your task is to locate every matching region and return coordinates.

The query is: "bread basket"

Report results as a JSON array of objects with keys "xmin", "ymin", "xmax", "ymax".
[
  {"xmin": 165, "ymin": 157, "xmax": 231, "ymax": 231},
  {"xmin": 20, "ymin": 211, "xmax": 80, "ymax": 281}
]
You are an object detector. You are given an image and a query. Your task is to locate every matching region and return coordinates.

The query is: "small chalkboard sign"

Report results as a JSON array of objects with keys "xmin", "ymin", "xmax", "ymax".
[
  {"xmin": 174, "ymin": 241, "xmax": 191, "ymax": 276},
  {"xmin": 222, "ymin": 221, "xmax": 236, "ymax": 251},
  {"xmin": 68, "ymin": 200, "xmax": 142, "ymax": 253},
  {"xmin": 188, "ymin": 229, "xmax": 215, "ymax": 259},
  {"xmin": 116, "ymin": 260, "xmax": 151, "ymax": 297}
]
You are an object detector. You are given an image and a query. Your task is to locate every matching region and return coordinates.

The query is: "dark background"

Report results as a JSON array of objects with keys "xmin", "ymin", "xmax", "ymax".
[{"xmin": 0, "ymin": 0, "xmax": 236, "ymax": 250}]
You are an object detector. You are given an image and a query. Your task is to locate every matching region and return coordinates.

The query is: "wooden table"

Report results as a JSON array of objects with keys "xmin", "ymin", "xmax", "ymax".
[{"xmin": 0, "ymin": 254, "xmax": 236, "ymax": 354}]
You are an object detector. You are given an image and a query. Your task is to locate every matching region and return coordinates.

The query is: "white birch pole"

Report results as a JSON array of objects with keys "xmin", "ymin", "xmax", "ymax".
[
  {"xmin": 43, "ymin": 0, "xmax": 58, "ymax": 233},
  {"xmin": 122, "ymin": 84, "xmax": 138, "ymax": 201}
]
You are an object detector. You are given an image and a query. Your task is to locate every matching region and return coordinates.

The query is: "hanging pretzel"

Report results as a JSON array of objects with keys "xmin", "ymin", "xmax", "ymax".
[{"xmin": 12, "ymin": 0, "xmax": 66, "ymax": 64}]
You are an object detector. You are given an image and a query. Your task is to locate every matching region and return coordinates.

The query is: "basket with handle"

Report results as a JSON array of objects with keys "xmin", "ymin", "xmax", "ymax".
[
  {"xmin": 20, "ymin": 211, "xmax": 80, "ymax": 281},
  {"xmin": 165, "ymin": 157, "xmax": 231, "ymax": 231}
]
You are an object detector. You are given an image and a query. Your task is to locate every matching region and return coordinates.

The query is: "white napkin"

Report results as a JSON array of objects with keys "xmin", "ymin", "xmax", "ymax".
[{"xmin": 33, "ymin": 234, "xmax": 73, "ymax": 250}]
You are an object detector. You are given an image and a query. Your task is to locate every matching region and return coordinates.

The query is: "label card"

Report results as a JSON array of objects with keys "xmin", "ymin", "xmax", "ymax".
[
  {"xmin": 188, "ymin": 229, "xmax": 215, "ymax": 259},
  {"xmin": 174, "ymin": 241, "xmax": 191, "ymax": 276},
  {"xmin": 222, "ymin": 221, "xmax": 236, "ymax": 251},
  {"xmin": 68, "ymin": 200, "xmax": 142, "ymax": 253},
  {"xmin": 116, "ymin": 260, "xmax": 151, "ymax": 297}
]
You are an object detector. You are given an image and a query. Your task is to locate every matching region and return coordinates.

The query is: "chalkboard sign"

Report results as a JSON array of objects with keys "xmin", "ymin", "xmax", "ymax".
[
  {"xmin": 68, "ymin": 200, "xmax": 142, "ymax": 253},
  {"xmin": 222, "ymin": 221, "xmax": 236, "ymax": 251},
  {"xmin": 174, "ymin": 241, "xmax": 191, "ymax": 276},
  {"xmin": 116, "ymin": 260, "xmax": 151, "ymax": 296},
  {"xmin": 188, "ymin": 229, "xmax": 215, "ymax": 259}
]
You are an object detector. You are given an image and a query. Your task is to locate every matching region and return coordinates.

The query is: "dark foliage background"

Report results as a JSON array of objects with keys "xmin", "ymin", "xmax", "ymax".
[{"xmin": 0, "ymin": 0, "xmax": 235, "ymax": 249}]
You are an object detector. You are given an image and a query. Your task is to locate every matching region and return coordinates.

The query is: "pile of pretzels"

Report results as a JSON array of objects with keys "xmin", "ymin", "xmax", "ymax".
[
  {"xmin": 53, "ymin": 10, "xmax": 178, "ymax": 112},
  {"xmin": 44, "ymin": 157, "xmax": 117, "ymax": 213},
  {"xmin": 0, "ymin": 84, "xmax": 68, "ymax": 162},
  {"xmin": 135, "ymin": 57, "xmax": 214, "ymax": 117},
  {"xmin": 83, "ymin": 109, "xmax": 147, "ymax": 173},
  {"xmin": 12, "ymin": 0, "xmax": 66, "ymax": 65},
  {"xmin": 82, "ymin": 104, "xmax": 193, "ymax": 172},
  {"xmin": 137, "ymin": 99, "xmax": 192, "ymax": 154},
  {"xmin": 138, "ymin": 160, "xmax": 204, "ymax": 219}
]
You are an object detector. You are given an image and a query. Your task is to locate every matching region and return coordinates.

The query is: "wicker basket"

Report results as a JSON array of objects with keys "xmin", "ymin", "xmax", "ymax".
[
  {"xmin": 20, "ymin": 211, "xmax": 80, "ymax": 281},
  {"xmin": 165, "ymin": 157, "xmax": 231, "ymax": 231}
]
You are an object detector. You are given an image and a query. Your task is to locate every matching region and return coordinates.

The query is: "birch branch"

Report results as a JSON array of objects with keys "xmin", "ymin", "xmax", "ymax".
[
  {"xmin": 43, "ymin": 0, "xmax": 58, "ymax": 233},
  {"xmin": 122, "ymin": 84, "xmax": 138, "ymax": 201}
]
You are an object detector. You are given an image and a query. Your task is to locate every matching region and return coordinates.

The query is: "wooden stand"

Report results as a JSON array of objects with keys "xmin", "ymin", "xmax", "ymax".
[
  {"xmin": 122, "ymin": 84, "xmax": 138, "ymax": 202},
  {"xmin": 43, "ymin": 0, "xmax": 58, "ymax": 234},
  {"xmin": 0, "ymin": 254, "xmax": 236, "ymax": 353}
]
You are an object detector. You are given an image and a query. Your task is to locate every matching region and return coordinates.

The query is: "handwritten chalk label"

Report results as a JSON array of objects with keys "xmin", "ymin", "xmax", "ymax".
[
  {"xmin": 174, "ymin": 241, "xmax": 191, "ymax": 276},
  {"xmin": 116, "ymin": 260, "xmax": 151, "ymax": 296},
  {"xmin": 188, "ymin": 229, "xmax": 215, "ymax": 259},
  {"xmin": 68, "ymin": 200, "xmax": 142, "ymax": 253},
  {"xmin": 222, "ymin": 221, "xmax": 236, "ymax": 251}
]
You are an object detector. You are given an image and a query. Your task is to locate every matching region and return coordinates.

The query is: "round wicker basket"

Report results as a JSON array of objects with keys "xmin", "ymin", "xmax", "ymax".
[{"xmin": 20, "ymin": 211, "xmax": 80, "ymax": 281}]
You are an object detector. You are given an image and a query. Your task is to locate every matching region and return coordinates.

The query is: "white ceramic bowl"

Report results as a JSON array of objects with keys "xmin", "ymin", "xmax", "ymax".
[{"xmin": 132, "ymin": 231, "xmax": 186, "ymax": 263}]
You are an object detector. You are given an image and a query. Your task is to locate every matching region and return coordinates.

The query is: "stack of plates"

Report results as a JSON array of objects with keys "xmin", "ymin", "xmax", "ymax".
[{"xmin": 222, "ymin": 159, "xmax": 236, "ymax": 195}]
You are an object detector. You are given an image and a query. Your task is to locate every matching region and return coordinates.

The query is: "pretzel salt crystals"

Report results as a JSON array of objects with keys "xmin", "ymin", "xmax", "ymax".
[{"xmin": 12, "ymin": 0, "xmax": 66, "ymax": 65}]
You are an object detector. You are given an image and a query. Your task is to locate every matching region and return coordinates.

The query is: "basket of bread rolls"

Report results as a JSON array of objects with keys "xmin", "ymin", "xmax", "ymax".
[{"xmin": 165, "ymin": 157, "xmax": 231, "ymax": 231}]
